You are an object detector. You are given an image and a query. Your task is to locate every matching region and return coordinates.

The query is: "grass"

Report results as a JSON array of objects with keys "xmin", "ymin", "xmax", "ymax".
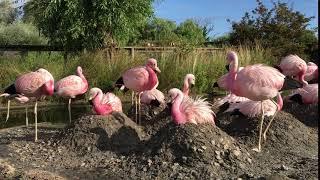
[{"xmin": 0, "ymin": 45, "xmax": 277, "ymax": 104}]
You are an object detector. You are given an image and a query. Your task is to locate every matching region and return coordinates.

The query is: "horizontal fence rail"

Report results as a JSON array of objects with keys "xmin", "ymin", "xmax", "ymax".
[{"xmin": 0, "ymin": 45, "xmax": 224, "ymax": 52}]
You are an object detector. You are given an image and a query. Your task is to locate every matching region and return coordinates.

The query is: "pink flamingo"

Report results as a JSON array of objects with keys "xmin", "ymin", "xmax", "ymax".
[
  {"xmin": 182, "ymin": 74, "xmax": 195, "ymax": 96},
  {"xmin": 294, "ymin": 62, "xmax": 318, "ymax": 82},
  {"xmin": 140, "ymin": 89, "xmax": 165, "ymax": 107},
  {"xmin": 275, "ymin": 54, "xmax": 308, "ymax": 86},
  {"xmin": 285, "ymin": 84, "xmax": 318, "ymax": 105},
  {"xmin": 118, "ymin": 58, "xmax": 161, "ymax": 123},
  {"xmin": 167, "ymin": 88, "xmax": 215, "ymax": 125},
  {"xmin": 225, "ymin": 51, "xmax": 287, "ymax": 152},
  {"xmin": 88, "ymin": 87, "xmax": 122, "ymax": 115},
  {"xmin": 54, "ymin": 66, "xmax": 88, "ymax": 123},
  {"xmin": 1, "ymin": 68, "xmax": 54, "ymax": 141}
]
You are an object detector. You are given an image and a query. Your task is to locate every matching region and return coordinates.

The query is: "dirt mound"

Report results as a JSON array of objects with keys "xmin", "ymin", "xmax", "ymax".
[
  {"xmin": 143, "ymin": 122, "xmax": 254, "ymax": 178},
  {"xmin": 282, "ymin": 102, "xmax": 318, "ymax": 128},
  {"xmin": 22, "ymin": 169, "xmax": 66, "ymax": 180},
  {"xmin": 58, "ymin": 112, "xmax": 146, "ymax": 154}
]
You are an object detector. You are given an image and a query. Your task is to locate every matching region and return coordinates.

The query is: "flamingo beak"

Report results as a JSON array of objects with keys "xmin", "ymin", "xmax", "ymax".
[
  {"xmin": 154, "ymin": 66, "xmax": 161, "ymax": 73},
  {"xmin": 225, "ymin": 64, "xmax": 230, "ymax": 71}
]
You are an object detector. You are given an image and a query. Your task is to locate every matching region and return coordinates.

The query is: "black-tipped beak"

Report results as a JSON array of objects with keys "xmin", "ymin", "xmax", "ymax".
[
  {"xmin": 212, "ymin": 82, "xmax": 219, "ymax": 88},
  {"xmin": 89, "ymin": 100, "xmax": 93, "ymax": 105},
  {"xmin": 150, "ymin": 99, "xmax": 161, "ymax": 107},
  {"xmin": 225, "ymin": 64, "xmax": 230, "ymax": 71}
]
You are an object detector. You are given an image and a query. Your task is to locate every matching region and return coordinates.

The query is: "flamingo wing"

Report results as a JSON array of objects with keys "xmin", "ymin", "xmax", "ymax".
[
  {"xmin": 15, "ymin": 72, "xmax": 46, "ymax": 96},
  {"xmin": 225, "ymin": 99, "xmax": 277, "ymax": 117},
  {"xmin": 181, "ymin": 96, "xmax": 215, "ymax": 124},
  {"xmin": 122, "ymin": 66, "xmax": 149, "ymax": 92},
  {"xmin": 101, "ymin": 92, "xmax": 123, "ymax": 112},
  {"xmin": 55, "ymin": 75, "xmax": 86, "ymax": 97}
]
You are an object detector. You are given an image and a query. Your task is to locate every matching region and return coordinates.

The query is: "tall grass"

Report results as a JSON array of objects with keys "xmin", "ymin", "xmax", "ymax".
[{"xmin": 0, "ymin": 45, "xmax": 276, "ymax": 102}]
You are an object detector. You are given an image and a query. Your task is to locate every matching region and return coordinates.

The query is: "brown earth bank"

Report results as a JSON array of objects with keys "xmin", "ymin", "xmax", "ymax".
[{"xmin": 0, "ymin": 102, "xmax": 318, "ymax": 180}]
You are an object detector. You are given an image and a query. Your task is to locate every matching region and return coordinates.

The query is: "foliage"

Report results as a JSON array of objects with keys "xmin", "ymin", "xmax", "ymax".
[
  {"xmin": 175, "ymin": 19, "xmax": 206, "ymax": 46},
  {"xmin": 0, "ymin": 22, "xmax": 47, "ymax": 45},
  {"xmin": 0, "ymin": 45, "xmax": 275, "ymax": 97},
  {"xmin": 228, "ymin": 0, "xmax": 318, "ymax": 59},
  {"xmin": 0, "ymin": 0, "xmax": 17, "ymax": 24},
  {"xmin": 24, "ymin": 0, "xmax": 154, "ymax": 51}
]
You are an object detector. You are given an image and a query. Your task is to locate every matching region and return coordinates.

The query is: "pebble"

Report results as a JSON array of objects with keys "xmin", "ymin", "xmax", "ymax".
[
  {"xmin": 211, "ymin": 140, "xmax": 216, "ymax": 146},
  {"xmin": 214, "ymin": 162, "xmax": 220, "ymax": 167},
  {"xmin": 280, "ymin": 164, "xmax": 289, "ymax": 171},
  {"xmin": 182, "ymin": 156, "xmax": 187, "ymax": 162},
  {"xmin": 147, "ymin": 159, "xmax": 152, "ymax": 166},
  {"xmin": 201, "ymin": 146, "xmax": 207, "ymax": 150},
  {"xmin": 81, "ymin": 163, "xmax": 86, "ymax": 167},
  {"xmin": 215, "ymin": 151, "xmax": 220, "ymax": 155},
  {"xmin": 216, "ymin": 155, "xmax": 222, "ymax": 160},
  {"xmin": 247, "ymin": 158, "xmax": 252, "ymax": 163},
  {"xmin": 233, "ymin": 150, "xmax": 241, "ymax": 157}
]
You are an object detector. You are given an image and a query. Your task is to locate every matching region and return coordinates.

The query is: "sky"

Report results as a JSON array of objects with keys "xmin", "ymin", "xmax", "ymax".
[{"xmin": 153, "ymin": 0, "xmax": 318, "ymax": 37}]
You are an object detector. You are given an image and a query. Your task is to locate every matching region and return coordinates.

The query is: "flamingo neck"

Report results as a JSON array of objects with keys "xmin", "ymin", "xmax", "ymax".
[
  {"xmin": 77, "ymin": 71, "xmax": 88, "ymax": 93},
  {"xmin": 92, "ymin": 90, "xmax": 112, "ymax": 115},
  {"xmin": 298, "ymin": 71, "xmax": 308, "ymax": 86},
  {"xmin": 227, "ymin": 59, "xmax": 238, "ymax": 93},
  {"xmin": 171, "ymin": 92, "xmax": 187, "ymax": 124},
  {"xmin": 276, "ymin": 93, "xmax": 283, "ymax": 111},
  {"xmin": 145, "ymin": 66, "xmax": 158, "ymax": 90},
  {"xmin": 42, "ymin": 80, "xmax": 54, "ymax": 96},
  {"xmin": 182, "ymin": 80, "xmax": 189, "ymax": 96}
]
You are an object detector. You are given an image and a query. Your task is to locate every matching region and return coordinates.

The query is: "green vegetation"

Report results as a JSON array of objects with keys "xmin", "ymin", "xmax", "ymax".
[{"xmin": 0, "ymin": 45, "xmax": 275, "ymax": 96}]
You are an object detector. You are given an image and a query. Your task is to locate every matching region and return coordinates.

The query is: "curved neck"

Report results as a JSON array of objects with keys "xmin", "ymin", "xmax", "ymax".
[
  {"xmin": 298, "ymin": 71, "xmax": 308, "ymax": 86},
  {"xmin": 42, "ymin": 80, "xmax": 54, "ymax": 96},
  {"xmin": 146, "ymin": 66, "xmax": 158, "ymax": 90},
  {"xmin": 276, "ymin": 93, "xmax": 283, "ymax": 111},
  {"xmin": 93, "ymin": 90, "xmax": 103, "ymax": 105},
  {"xmin": 182, "ymin": 80, "xmax": 189, "ymax": 96},
  {"xmin": 171, "ymin": 92, "xmax": 186, "ymax": 124}
]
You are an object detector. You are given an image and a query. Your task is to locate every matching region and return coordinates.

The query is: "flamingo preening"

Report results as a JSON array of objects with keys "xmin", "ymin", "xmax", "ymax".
[
  {"xmin": 224, "ymin": 51, "xmax": 301, "ymax": 152},
  {"xmin": 88, "ymin": 88, "xmax": 122, "ymax": 115},
  {"xmin": 140, "ymin": 89, "xmax": 165, "ymax": 107},
  {"xmin": 54, "ymin": 66, "xmax": 88, "ymax": 123},
  {"xmin": 275, "ymin": 54, "xmax": 308, "ymax": 86},
  {"xmin": 293, "ymin": 62, "xmax": 318, "ymax": 83},
  {"xmin": 115, "ymin": 58, "xmax": 161, "ymax": 124},
  {"xmin": 182, "ymin": 74, "xmax": 195, "ymax": 97},
  {"xmin": 1, "ymin": 68, "xmax": 54, "ymax": 141},
  {"xmin": 167, "ymin": 88, "xmax": 215, "ymax": 125},
  {"xmin": 285, "ymin": 83, "xmax": 318, "ymax": 105}
]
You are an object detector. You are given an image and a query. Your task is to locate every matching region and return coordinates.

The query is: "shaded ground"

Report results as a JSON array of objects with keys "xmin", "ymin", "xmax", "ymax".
[{"xmin": 0, "ymin": 102, "xmax": 318, "ymax": 179}]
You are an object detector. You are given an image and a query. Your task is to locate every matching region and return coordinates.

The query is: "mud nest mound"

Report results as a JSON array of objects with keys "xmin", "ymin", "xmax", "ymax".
[
  {"xmin": 142, "ymin": 122, "xmax": 255, "ymax": 178},
  {"xmin": 57, "ymin": 112, "xmax": 146, "ymax": 154}
]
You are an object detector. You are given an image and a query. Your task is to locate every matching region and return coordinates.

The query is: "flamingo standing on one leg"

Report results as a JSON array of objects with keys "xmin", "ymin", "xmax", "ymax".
[
  {"xmin": 116, "ymin": 58, "xmax": 161, "ymax": 124},
  {"xmin": 0, "ymin": 69, "xmax": 54, "ymax": 141},
  {"xmin": 182, "ymin": 74, "xmax": 195, "ymax": 97},
  {"xmin": 225, "ymin": 51, "xmax": 296, "ymax": 152},
  {"xmin": 88, "ymin": 87, "xmax": 122, "ymax": 115},
  {"xmin": 54, "ymin": 66, "xmax": 88, "ymax": 123},
  {"xmin": 274, "ymin": 54, "xmax": 308, "ymax": 86},
  {"xmin": 167, "ymin": 88, "xmax": 215, "ymax": 125}
]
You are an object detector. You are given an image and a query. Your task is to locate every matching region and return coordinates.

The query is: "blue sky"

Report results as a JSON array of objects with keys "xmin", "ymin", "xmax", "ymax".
[{"xmin": 154, "ymin": 0, "xmax": 318, "ymax": 37}]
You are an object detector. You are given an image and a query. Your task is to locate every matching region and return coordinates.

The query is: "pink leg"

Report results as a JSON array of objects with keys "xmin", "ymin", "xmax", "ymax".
[
  {"xmin": 263, "ymin": 99, "xmax": 279, "ymax": 141},
  {"xmin": 252, "ymin": 101, "xmax": 264, "ymax": 152}
]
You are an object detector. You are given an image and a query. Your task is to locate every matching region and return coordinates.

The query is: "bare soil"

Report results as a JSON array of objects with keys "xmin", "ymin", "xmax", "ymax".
[{"xmin": 0, "ymin": 102, "xmax": 318, "ymax": 180}]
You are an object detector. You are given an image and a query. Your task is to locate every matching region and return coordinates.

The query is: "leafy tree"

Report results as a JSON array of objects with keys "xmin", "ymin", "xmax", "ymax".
[
  {"xmin": 0, "ymin": 0, "xmax": 17, "ymax": 24},
  {"xmin": 228, "ymin": 0, "xmax": 318, "ymax": 58},
  {"xmin": 24, "ymin": 0, "xmax": 154, "ymax": 51},
  {"xmin": 192, "ymin": 18, "xmax": 214, "ymax": 42},
  {"xmin": 175, "ymin": 19, "xmax": 206, "ymax": 46}
]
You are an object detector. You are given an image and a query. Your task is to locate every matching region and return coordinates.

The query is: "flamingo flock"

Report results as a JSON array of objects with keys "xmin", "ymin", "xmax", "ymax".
[{"xmin": 1, "ymin": 52, "xmax": 318, "ymax": 153}]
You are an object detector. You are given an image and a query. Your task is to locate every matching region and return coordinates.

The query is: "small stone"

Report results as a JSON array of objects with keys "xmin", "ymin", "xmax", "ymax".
[
  {"xmin": 219, "ymin": 138, "xmax": 224, "ymax": 143},
  {"xmin": 216, "ymin": 155, "xmax": 222, "ymax": 160},
  {"xmin": 233, "ymin": 150, "xmax": 241, "ymax": 157},
  {"xmin": 143, "ymin": 167, "xmax": 147, "ymax": 172},
  {"xmin": 215, "ymin": 151, "xmax": 220, "ymax": 155},
  {"xmin": 211, "ymin": 140, "xmax": 215, "ymax": 145},
  {"xmin": 280, "ymin": 164, "xmax": 289, "ymax": 171},
  {"xmin": 223, "ymin": 144, "xmax": 229, "ymax": 150},
  {"xmin": 182, "ymin": 156, "xmax": 187, "ymax": 162},
  {"xmin": 218, "ymin": 159, "xmax": 224, "ymax": 164},
  {"xmin": 237, "ymin": 178, "xmax": 243, "ymax": 180},
  {"xmin": 147, "ymin": 159, "xmax": 152, "ymax": 166},
  {"xmin": 197, "ymin": 149, "xmax": 203, "ymax": 153},
  {"xmin": 201, "ymin": 146, "xmax": 207, "ymax": 150},
  {"xmin": 81, "ymin": 163, "xmax": 86, "ymax": 167},
  {"xmin": 214, "ymin": 162, "xmax": 220, "ymax": 166},
  {"xmin": 288, "ymin": 125, "xmax": 293, "ymax": 129}
]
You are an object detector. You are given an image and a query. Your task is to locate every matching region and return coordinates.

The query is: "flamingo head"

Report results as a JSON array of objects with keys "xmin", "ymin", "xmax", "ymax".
[
  {"xmin": 43, "ymin": 80, "xmax": 54, "ymax": 96},
  {"xmin": 226, "ymin": 51, "xmax": 238, "ymax": 64},
  {"xmin": 167, "ymin": 88, "xmax": 182, "ymax": 104},
  {"xmin": 185, "ymin": 74, "xmax": 196, "ymax": 88},
  {"xmin": 226, "ymin": 51, "xmax": 239, "ymax": 73},
  {"xmin": 36, "ymin": 68, "xmax": 54, "ymax": 82},
  {"xmin": 146, "ymin": 58, "xmax": 161, "ymax": 73},
  {"xmin": 76, "ymin": 66, "xmax": 83, "ymax": 75},
  {"xmin": 88, "ymin": 87, "xmax": 101, "ymax": 101}
]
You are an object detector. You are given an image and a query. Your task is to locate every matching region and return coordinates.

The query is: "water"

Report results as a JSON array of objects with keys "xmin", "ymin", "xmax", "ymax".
[{"xmin": 0, "ymin": 102, "xmax": 134, "ymax": 129}]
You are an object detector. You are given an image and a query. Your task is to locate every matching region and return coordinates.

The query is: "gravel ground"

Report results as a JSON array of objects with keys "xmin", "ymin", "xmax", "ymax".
[{"xmin": 0, "ymin": 102, "xmax": 318, "ymax": 180}]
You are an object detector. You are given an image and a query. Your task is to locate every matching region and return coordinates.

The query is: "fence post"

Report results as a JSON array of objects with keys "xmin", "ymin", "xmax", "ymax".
[{"xmin": 130, "ymin": 47, "xmax": 135, "ymax": 60}]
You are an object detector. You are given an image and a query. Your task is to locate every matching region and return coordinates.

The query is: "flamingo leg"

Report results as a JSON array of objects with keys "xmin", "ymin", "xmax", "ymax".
[
  {"xmin": 68, "ymin": 98, "xmax": 72, "ymax": 123},
  {"xmin": 138, "ymin": 92, "xmax": 142, "ymax": 125},
  {"xmin": 5, "ymin": 100, "xmax": 10, "ymax": 123},
  {"xmin": 34, "ymin": 101, "xmax": 38, "ymax": 142},
  {"xmin": 262, "ymin": 99, "xmax": 279, "ymax": 141},
  {"xmin": 131, "ymin": 91, "xmax": 135, "ymax": 106},
  {"xmin": 252, "ymin": 101, "xmax": 264, "ymax": 152},
  {"xmin": 135, "ymin": 93, "xmax": 138, "ymax": 123},
  {"xmin": 25, "ymin": 106, "xmax": 28, "ymax": 127}
]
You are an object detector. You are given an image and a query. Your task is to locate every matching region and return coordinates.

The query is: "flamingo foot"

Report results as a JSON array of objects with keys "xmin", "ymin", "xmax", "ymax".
[{"xmin": 252, "ymin": 147, "xmax": 261, "ymax": 152}]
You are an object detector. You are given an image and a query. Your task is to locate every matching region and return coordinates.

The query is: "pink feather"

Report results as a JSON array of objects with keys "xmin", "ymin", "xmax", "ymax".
[
  {"xmin": 140, "ymin": 89, "xmax": 165, "ymax": 104},
  {"xmin": 89, "ymin": 87, "xmax": 122, "ymax": 115}
]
